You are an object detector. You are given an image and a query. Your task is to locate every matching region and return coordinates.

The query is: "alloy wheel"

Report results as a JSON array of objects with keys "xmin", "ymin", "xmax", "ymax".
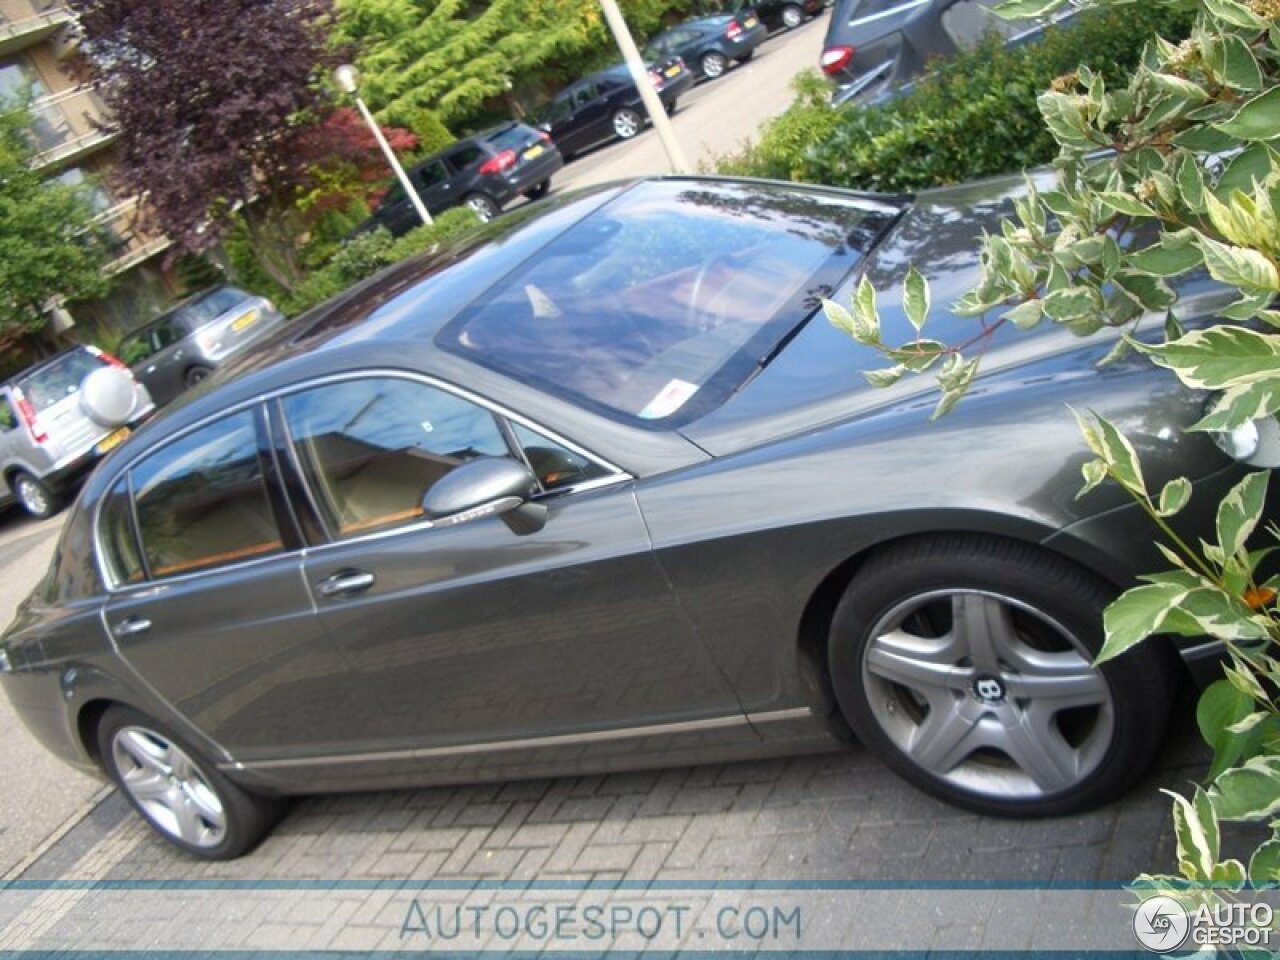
[
  {"xmin": 111, "ymin": 725, "xmax": 227, "ymax": 849},
  {"xmin": 14, "ymin": 474, "xmax": 49, "ymax": 518},
  {"xmin": 861, "ymin": 589, "xmax": 1115, "ymax": 799},
  {"xmin": 613, "ymin": 109, "xmax": 641, "ymax": 139},
  {"xmin": 782, "ymin": 4, "xmax": 803, "ymax": 28},
  {"xmin": 701, "ymin": 52, "xmax": 727, "ymax": 79}
]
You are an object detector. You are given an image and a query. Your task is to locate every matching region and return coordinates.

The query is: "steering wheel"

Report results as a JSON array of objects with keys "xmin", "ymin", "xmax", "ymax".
[{"xmin": 685, "ymin": 253, "xmax": 736, "ymax": 332}]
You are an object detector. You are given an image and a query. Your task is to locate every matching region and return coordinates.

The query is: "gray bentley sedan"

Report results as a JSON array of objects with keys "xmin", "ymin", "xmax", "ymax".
[{"xmin": 0, "ymin": 176, "xmax": 1256, "ymax": 859}]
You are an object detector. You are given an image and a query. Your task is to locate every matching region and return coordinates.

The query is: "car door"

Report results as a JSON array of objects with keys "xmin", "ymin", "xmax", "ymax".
[
  {"xmin": 138, "ymin": 316, "xmax": 189, "ymax": 406},
  {"xmin": 412, "ymin": 159, "xmax": 456, "ymax": 216},
  {"xmin": 541, "ymin": 89, "xmax": 580, "ymax": 153},
  {"xmin": 279, "ymin": 373, "xmax": 746, "ymax": 771},
  {"xmin": 99, "ymin": 408, "xmax": 342, "ymax": 764}
]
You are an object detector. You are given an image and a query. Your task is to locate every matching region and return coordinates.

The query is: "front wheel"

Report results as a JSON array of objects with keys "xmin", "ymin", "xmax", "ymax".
[
  {"xmin": 612, "ymin": 108, "xmax": 643, "ymax": 140},
  {"xmin": 700, "ymin": 51, "xmax": 728, "ymax": 80},
  {"xmin": 829, "ymin": 536, "xmax": 1174, "ymax": 817},
  {"xmin": 98, "ymin": 705, "xmax": 283, "ymax": 859},
  {"xmin": 12, "ymin": 471, "xmax": 58, "ymax": 520},
  {"xmin": 463, "ymin": 193, "xmax": 499, "ymax": 222}
]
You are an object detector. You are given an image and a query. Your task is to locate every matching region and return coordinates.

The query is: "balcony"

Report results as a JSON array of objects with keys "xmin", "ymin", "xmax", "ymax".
[
  {"xmin": 0, "ymin": 1, "xmax": 71, "ymax": 56},
  {"xmin": 92, "ymin": 198, "xmax": 171, "ymax": 276},
  {"xmin": 28, "ymin": 84, "xmax": 117, "ymax": 170}
]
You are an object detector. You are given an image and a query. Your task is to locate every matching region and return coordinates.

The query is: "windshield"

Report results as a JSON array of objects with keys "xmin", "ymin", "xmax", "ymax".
[{"xmin": 439, "ymin": 180, "xmax": 897, "ymax": 426}]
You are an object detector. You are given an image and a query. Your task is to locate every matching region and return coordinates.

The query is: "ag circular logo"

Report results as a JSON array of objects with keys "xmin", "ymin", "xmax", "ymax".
[{"xmin": 1133, "ymin": 895, "xmax": 1190, "ymax": 953}]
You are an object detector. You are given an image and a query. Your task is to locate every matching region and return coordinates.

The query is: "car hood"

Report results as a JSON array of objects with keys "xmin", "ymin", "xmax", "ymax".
[{"xmin": 680, "ymin": 171, "xmax": 1228, "ymax": 458}]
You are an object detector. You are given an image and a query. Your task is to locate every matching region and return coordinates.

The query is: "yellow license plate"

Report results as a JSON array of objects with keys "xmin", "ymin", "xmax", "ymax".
[
  {"xmin": 745, "ymin": 15, "xmax": 758, "ymax": 26},
  {"xmin": 524, "ymin": 144, "xmax": 545, "ymax": 160},
  {"xmin": 96, "ymin": 426, "xmax": 130, "ymax": 455},
  {"xmin": 665, "ymin": 65, "xmax": 681, "ymax": 77},
  {"xmin": 231, "ymin": 309, "xmax": 259, "ymax": 332}
]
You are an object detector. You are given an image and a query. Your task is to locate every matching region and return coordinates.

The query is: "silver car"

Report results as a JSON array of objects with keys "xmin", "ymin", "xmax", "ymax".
[
  {"xmin": 0, "ymin": 345, "xmax": 153, "ymax": 518},
  {"xmin": 117, "ymin": 285, "xmax": 285, "ymax": 407}
]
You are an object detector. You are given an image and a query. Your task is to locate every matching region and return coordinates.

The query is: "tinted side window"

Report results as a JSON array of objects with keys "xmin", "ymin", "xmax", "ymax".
[
  {"xmin": 544, "ymin": 94, "xmax": 573, "ymax": 123},
  {"xmin": 417, "ymin": 160, "xmax": 450, "ymax": 189},
  {"xmin": 572, "ymin": 83, "xmax": 598, "ymax": 108},
  {"xmin": 447, "ymin": 145, "xmax": 485, "ymax": 171},
  {"xmin": 101, "ymin": 475, "xmax": 144, "ymax": 586},
  {"xmin": 282, "ymin": 377, "xmax": 508, "ymax": 539},
  {"xmin": 133, "ymin": 411, "xmax": 282, "ymax": 578}
]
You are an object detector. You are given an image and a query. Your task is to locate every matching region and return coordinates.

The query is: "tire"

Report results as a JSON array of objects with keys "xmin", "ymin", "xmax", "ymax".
[
  {"xmin": 700, "ymin": 51, "xmax": 728, "ymax": 80},
  {"xmin": 781, "ymin": 3, "xmax": 804, "ymax": 28},
  {"xmin": 98, "ymin": 705, "xmax": 283, "ymax": 859},
  {"xmin": 738, "ymin": 50, "xmax": 755, "ymax": 63},
  {"xmin": 463, "ymin": 193, "xmax": 499, "ymax": 222},
  {"xmin": 524, "ymin": 179, "xmax": 551, "ymax": 201},
  {"xmin": 665, "ymin": 99, "xmax": 678, "ymax": 116},
  {"xmin": 612, "ymin": 108, "xmax": 643, "ymax": 140},
  {"xmin": 828, "ymin": 535, "xmax": 1174, "ymax": 817},
  {"xmin": 12, "ymin": 471, "xmax": 58, "ymax": 520},
  {"xmin": 184, "ymin": 365, "xmax": 213, "ymax": 389}
]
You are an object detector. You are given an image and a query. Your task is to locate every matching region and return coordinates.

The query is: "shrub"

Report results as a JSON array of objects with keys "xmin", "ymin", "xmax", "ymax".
[{"xmin": 720, "ymin": 4, "xmax": 1194, "ymax": 192}]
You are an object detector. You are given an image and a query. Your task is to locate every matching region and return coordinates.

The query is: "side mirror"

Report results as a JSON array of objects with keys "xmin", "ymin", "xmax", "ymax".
[{"xmin": 422, "ymin": 457, "xmax": 547, "ymax": 535}]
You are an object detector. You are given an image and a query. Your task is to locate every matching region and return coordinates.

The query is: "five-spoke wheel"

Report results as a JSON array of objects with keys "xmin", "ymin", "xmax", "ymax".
[{"xmin": 830, "ymin": 537, "xmax": 1174, "ymax": 816}]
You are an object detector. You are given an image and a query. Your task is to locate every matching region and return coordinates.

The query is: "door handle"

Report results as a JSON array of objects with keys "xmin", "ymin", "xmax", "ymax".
[
  {"xmin": 112, "ymin": 617, "xmax": 152, "ymax": 638},
  {"xmin": 316, "ymin": 570, "xmax": 375, "ymax": 598}
]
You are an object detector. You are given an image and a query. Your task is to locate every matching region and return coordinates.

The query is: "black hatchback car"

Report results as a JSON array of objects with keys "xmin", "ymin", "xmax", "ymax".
[
  {"xmin": 820, "ymin": 0, "xmax": 1076, "ymax": 104},
  {"xmin": 356, "ymin": 122, "xmax": 563, "ymax": 234},
  {"xmin": 1, "ymin": 174, "xmax": 1257, "ymax": 860},
  {"xmin": 537, "ymin": 59, "xmax": 695, "ymax": 159},
  {"xmin": 644, "ymin": 10, "xmax": 768, "ymax": 80},
  {"xmin": 726, "ymin": 0, "xmax": 824, "ymax": 32}
]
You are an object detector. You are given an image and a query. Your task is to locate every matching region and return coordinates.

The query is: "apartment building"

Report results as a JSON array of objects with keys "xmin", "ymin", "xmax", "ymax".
[{"xmin": 0, "ymin": 0, "xmax": 177, "ymax": 347}]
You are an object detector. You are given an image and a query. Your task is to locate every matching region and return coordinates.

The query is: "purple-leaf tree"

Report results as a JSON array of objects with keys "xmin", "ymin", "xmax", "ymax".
[{"xmin": 70, "ymin": 0, "xmax": 335, "ymax": 281}]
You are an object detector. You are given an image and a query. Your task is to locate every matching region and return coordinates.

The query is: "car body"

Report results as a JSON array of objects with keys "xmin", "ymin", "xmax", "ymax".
[
  {"xmin": 644, "ymin": 11, "xmax": 768, "ymax": 81},
  {"xmin": 0, "ymin": 345, "xmax": 153, "ymax": 519},
  {"xmin": 0, "ymin": 174, "xmax": 1252, "ymax": 859},
  {"xmin": 537, "ymin": 60, "xmax": 695, "ymax": 159},
  {"xmin": 355, "ymin": 122, "xmax": 563, "ymax": 234},
  {"xmin": 726, "ymin": 0, "xmax": 825, "ymax": 32},
  {"xmin": 117, "ymin": 286, "xmax": 286, "ymax": 407},
  {"xmin": 820, "ymin": 0, "xmax": 1078, "ymax": 105}
]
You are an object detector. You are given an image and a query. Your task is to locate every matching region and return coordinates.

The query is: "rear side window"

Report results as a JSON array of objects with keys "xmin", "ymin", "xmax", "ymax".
[
  {"xmin": 131, "ymin": 411, "xmax": 283, "ymax": 579},
  {"xmin": 19, "ymin": 349, "xmax": 104, "ymax": 413},
  {"xmin": 448, "ymin": 144, "xmax": 486, "ymax": 170},
  {"xmin": 177, "ymin": 287, "xmax": 249, "ymax": 329},
  {"xmin": 100, "ymin": 476, "xmax": 144, "ymax": 586},
  {"xmin": 281, "ymin": 377, "xmax": 508, "ymax": 539}
]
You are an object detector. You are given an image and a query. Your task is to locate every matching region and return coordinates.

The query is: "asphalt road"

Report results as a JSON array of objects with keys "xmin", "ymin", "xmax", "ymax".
[{"xmin": 0, "ymin": 14, "xmax": 831, "ymax": 879}]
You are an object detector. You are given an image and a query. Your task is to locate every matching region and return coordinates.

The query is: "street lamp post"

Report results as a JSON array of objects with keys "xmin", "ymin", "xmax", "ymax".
[
  {"xmin": 333, "ymin": 64, "xmax": 433, "ymax": 228},
  {"xmin": 596, "ymin": 0, "xmax": 691, "ymax": 174}
]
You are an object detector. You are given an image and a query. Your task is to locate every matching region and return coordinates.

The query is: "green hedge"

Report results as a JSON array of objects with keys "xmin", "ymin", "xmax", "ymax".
[
  {"xmin": 718, "ymin": 5, "xmax": 1194, "ymax": 193},
  {"xmin": 280, "ymin": 206, "xmax": 480, "ymax": 317}
]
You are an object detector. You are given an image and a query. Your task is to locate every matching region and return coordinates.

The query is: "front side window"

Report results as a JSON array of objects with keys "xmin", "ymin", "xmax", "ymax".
[
  {"xmin": 282, "ymin": 377, "xmax": 508, "ymax": 539},
  {"xmin": 511, "ymin": 423, "xmax": 609, "ymax": 491},
  {"xmin": 132, "ymin": 411, "xmax": 282, "ymax": 579}
]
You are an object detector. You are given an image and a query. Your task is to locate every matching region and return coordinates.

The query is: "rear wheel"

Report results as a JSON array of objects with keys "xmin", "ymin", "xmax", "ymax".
[
  {"xmin": 98, "ymin": 705, "xmax": 283, "ymax": 859},
  {"xmin": 463, "ymin": 193, "xmax": 499, "ymax": 222},
  {"xmin": 700, "ymin": 51, "xmax": 728, "ymax": 79},
  {"xmin": 612, "ymin": 108, "xmax": 643, "ymax": 139},
  {"xmin": 829, "ymin": 536, "xmax": 1174, "ymax": 817},
  {"xmin": 12, "ymin": 471, "xmax": 57, "ymax": 520},
  {"xmin": 781, "ymin": 3, "xmax": 804, "ymax": 28},
  {"xmin": 184, "ymin": 364, "xmax": 213, "ymax": 388},
  {"xmin": 524, "ymin": 179, "xmax": 551, "ymax": 201}
]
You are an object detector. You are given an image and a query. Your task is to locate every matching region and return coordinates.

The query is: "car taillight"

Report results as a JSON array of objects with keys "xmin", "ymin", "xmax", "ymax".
[
  {"xmin": 14, "ymin": 390, "xmax": 46, "ymax": 444},
  {"xmin": 86, "ymin": 344, "xmax": 127, "ymax": 370},
  {"xmin": 677, "ymin": 56, "xmax": 687, "ymax": 70},
  {"xmin": 821, "ymin": 45, "xmax": 854, "ymax": 75},
  {"xmin": 536, "ymin": 129, "xmax": 552, "ymax": 144},
  {"xmin": 727, "ymin": 20, "xmax": 743, "ymax": 39},
  {"xmin": 648, "ymin": 68, "xmax": 665, "ymax": 89},
  {"xmin": 478, "ymin": 149, "xmax": 517, "ymax": 175}
]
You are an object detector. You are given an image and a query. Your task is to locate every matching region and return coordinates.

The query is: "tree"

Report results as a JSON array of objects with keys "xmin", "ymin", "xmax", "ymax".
[
  {"xmin": 0, "ymin": 104, "xmax": 110, "ymax": 354},
  {"xmin": 69, "ymin": 0, "xmax": 335, "ymax": 258},
  {"xmin": 828, "ymin": 0, "xmax": 1280, "ymax": 899}
]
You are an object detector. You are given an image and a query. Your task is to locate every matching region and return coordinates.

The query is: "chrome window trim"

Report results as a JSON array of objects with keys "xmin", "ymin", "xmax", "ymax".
[
  {"xmin": 846, "ymin": 0, "xmax": 929, "ymax": 29},
  {"xmin": 93, "ymin": 368, "xmax": 631, "ymax": 593}
]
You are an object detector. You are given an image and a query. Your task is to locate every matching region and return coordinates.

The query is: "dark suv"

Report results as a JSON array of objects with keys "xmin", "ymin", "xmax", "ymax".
[
  {"xmin": 726, "ymin": 0, "xmax": 825, "ymax": 32},
  {"xmin": 820, "ymin": 0, "xmax": 1076, "ymax": 104},
  {"xmin": 357, "ymin": 122, "xmax": 563, "ymax": 235},
  {"xmin": 537, "ymin": 58, "xmax": 695, "ymax": 159}
]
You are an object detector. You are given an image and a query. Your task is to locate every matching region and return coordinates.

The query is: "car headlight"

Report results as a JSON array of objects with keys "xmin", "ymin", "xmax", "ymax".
[{"xmin": 1208, "ymin": 411, "xmax": 1280, "ymax": 468}]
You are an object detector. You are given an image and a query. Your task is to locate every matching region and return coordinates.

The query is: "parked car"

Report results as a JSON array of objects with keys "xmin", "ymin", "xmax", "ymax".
[
  {"xmin": 821, "ymin": 0, "xmax": 1078, "ymax": 105},
  {"xmin": 643, "ymin": 10, "xmax": 768, "ymax": 80},
  {"xmin": 117, "ymin": 286, "xmax": 286, "ymax": 408},
  {"xmin": 0, "ymin": 174, "xmax": 1254, "ymax": 859},
  {"xmin": 725, "ymin": 0, "xmax": 824, "ymax": 32},
  {"xmin": 0, "ymin": 345, "xmax": 152, "ymax": 519},
  {"xmin": 354, "ymin": 122, "xmax": 563, "ymax": 234},
  {"xmin": 537, "ymin": 59, "xmax": 694, "ymax": 159}
]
